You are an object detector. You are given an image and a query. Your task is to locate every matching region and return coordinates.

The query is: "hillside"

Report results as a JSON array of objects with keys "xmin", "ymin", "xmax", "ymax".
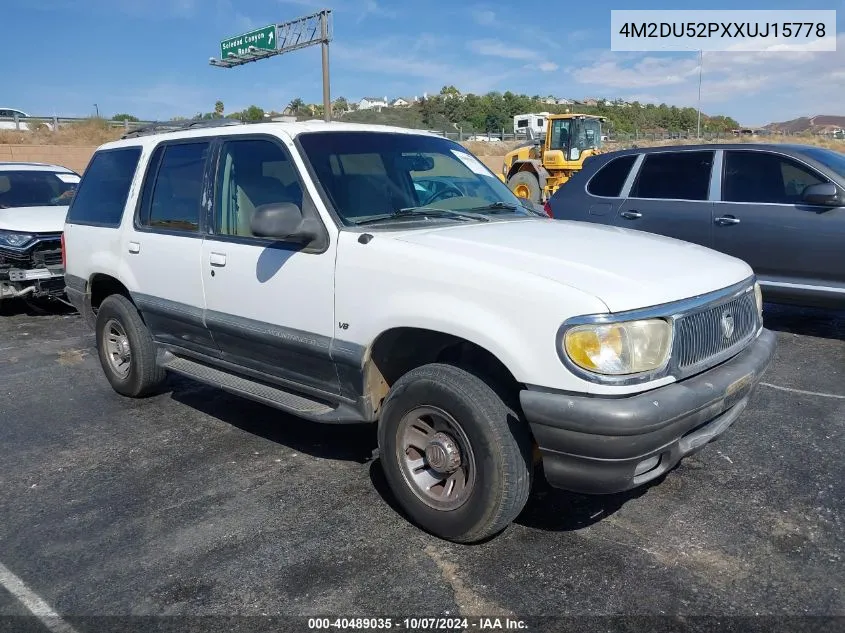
[
  {"xmin": 338, "ymin": 93, "xmax": 740, "ymax": 136},
  {"xmin": 765, "ymin": 115, "xmax": 845, "ymax": 134}
]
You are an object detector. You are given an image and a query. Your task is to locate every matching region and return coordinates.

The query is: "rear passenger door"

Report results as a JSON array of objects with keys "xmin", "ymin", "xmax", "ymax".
[
  {"xmin": 124, "ymin": 140, "xmax": 217, "ymax": 356},
  {"xmin": 713, "ymin": 149, "xmax": 845, "ymax": 289},
  {"xmin": 614, "ymin": 151, "xmax": 715, "ymax": 247}
]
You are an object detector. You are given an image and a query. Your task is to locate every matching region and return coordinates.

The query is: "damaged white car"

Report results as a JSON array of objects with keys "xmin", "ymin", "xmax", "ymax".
[{"xmin": 0, "ymin": 162, "xmax": 79, "ymax": 305}]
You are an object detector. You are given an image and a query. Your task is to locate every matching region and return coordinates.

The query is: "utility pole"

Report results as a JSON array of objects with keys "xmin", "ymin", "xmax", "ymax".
[
  {"xmin": 696, "ymin": 50, "xmax": 703, "ymax": 139},
  {"xmin": 321, "ymin": 10, "xmax": 331, "ymax": 122}
]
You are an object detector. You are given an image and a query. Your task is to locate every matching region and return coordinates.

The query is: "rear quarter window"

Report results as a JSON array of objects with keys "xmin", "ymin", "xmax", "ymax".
[
  {"xmin": 586, "ymin": 155, "xmax": 637, "ymax": 197},
  {"xmin": 66, "ymin": 147, "xmax": 141, "ymax": 227}
]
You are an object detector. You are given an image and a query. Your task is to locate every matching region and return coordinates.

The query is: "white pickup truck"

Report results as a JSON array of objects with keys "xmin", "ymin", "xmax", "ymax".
[{"xmin": 63, "ymin": 120, "xmax": 776, "ymax": 542}]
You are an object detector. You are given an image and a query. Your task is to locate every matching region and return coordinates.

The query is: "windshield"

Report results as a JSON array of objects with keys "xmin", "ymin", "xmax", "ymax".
[
  {"xmin": 802, "ymin": 148, "xmax": 845, "ymax": 179},
  {"xmin": 572, "ymin": 119, "xmax": 602, "ymax": 152},
  {"xmin": 0, "ymin": 170, "xmax": 79, "ymax": 208},
  {"xmin": 298, "ymin": 132, "xmax": 533, "ymax": 225}
]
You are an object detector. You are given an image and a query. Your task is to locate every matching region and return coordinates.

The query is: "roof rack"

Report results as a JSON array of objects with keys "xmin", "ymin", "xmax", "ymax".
[{"xmin": 120, "ymin": 117, "xmax": 251, "ymax": 139}]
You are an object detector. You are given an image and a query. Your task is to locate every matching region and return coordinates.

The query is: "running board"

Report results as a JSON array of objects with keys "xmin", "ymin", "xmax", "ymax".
[{"xmin": 161, "ymin": 354, "xmax": 335, "ymax": 417}]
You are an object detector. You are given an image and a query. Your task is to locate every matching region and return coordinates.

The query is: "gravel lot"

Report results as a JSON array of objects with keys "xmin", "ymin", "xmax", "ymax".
[{"xmin": 0, "ymin": 301, "xmax": 842, "ymax": 632}]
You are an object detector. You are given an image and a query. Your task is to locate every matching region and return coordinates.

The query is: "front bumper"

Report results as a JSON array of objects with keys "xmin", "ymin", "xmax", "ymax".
[
  {"xmin": 520, "ymin": 328, "xmax": 777, "ymax": 494},
  {"xmin": 0, "ymin": 266, "xmax": 65, "ymax": 299}
]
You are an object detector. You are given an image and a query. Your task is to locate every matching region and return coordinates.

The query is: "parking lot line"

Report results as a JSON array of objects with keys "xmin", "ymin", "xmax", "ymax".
[
  {"xmin": 0, "ymin": 561, "xmax": 78, "ymax": 633},
  {"xmin": 761, "ymin": 382, "xmax": 845, "ymax": 400}
]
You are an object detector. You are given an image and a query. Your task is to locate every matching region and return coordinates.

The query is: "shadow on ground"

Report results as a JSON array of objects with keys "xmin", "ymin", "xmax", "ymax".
[
  {"xmin": 0, "ymin": 297, "xmax": 77, "ymax": 318},
  {"xmin": 168, "ymin": 377, "xmax": 378, "ymax": 464},
  {"xmin": 762, "ymin": 302, "xmax": 844, "ymax": 341}
]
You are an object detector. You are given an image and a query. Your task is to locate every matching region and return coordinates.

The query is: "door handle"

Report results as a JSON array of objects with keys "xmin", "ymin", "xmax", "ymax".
[
  {"xmin": 209, "ymin": 252, "xmax": 227, "ymax": 267},
  {"xmin": 619, "ymin": 210, "xmax": 642, "ymax": 220},
  {"xmin": 128, "ymin": 241, "xmax": 140, "ymax": 254},
  {"xmin": 715, "ymin": 215, "xmax": 741, "ymax": 226}
]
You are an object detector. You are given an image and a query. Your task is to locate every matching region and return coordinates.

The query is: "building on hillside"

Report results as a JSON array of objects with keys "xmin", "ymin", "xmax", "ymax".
[
  {"xmin": 358, "ymin": 96, "xmax": 389, "ymax": 111},
  {"xmin": 391, "ymin": 97, "xmax": 417, "ymax": 107},
  {"xmin": 541, "ymin": 97, "xmax": 574, "ymax": 106}
]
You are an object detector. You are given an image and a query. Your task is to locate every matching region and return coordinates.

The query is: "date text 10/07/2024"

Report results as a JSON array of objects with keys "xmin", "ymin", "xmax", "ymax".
[{"xmin": 307, "ymin": 618, "xmax": 529, "ymax": 630}]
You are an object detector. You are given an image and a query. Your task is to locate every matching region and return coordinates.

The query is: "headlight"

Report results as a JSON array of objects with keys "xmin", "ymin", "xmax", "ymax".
[
  {"xmin": 753, "ymin": 282, "xmax": 763, "ymax": 321},
  {"xmin": 0, "ymin": 230, "xmax": 35, "ymax": 248},
  {"xmin": 563, "ymin": 318, "xmax": 673, "ymax": 375}
]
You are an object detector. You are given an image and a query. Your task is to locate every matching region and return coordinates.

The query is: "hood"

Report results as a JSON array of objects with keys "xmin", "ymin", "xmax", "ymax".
[
  {"xmin": 0, "ymin": 206, "xmax": 68, "ymax": 234},
  {"xmin": 392, "ymin": 219, "xmax": 753, "ymax": 313}
]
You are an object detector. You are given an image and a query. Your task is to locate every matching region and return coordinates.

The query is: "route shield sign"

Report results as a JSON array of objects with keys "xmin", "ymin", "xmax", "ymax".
[{"xmin": 221, "ymin": 25, "xmax": 277, "ymax": 58}]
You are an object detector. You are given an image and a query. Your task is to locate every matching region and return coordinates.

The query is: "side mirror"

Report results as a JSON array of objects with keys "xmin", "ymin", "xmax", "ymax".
[
  {"xmin": 802, "ymin": 182, "xmax": 842, "ymax": 207},
  {"xmin": 250, "ymin": 202, "xmax": 318, "ymax": 242}
]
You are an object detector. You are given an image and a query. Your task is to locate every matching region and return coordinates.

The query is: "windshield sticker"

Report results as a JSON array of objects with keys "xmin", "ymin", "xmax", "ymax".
[
  {"xmin": 451, "ymin": 150, "xmax": 493, "ymax": 177},
  {"xmin": 55, "ymin": 173, "xmax": 80, "ymax": 184}
]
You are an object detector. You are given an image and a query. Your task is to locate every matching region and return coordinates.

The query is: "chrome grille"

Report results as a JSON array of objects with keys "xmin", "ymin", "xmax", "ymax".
[{"xmin": 673, "ymin": 288, "xmax": 758, "ymax": 374}]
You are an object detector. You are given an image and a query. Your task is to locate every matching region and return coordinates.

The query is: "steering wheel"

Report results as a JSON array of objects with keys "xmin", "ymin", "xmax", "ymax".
[{"xmin": 421, "ymin": 182, "xmax": 464, "ymax": 207}]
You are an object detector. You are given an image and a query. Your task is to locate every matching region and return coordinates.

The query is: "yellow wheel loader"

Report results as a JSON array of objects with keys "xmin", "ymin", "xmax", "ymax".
[{"xmin": 499, "ymin": 114, "xmax": 605, "ymax": 203}]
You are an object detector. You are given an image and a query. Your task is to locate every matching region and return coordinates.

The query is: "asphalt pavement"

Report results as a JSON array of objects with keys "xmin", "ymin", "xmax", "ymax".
[{"xmin": 0, "ymin": 300, "xmax": 842, "ymax": 633}]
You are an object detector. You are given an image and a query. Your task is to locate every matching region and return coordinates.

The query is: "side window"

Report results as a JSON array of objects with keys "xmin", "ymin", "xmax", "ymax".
[
  {"xmin": 66, "ymin": 147, "xmax": 141, "ymax": 226},
  {"xmin": 140, "ymin": 142, "xmax": 209, "ymax": 232},
  {"xmin": 630, "ymin": 151, "xmax": 713, "ymax": 201},
  {"xmin": 214, "ymin": 138, "xmax": 304, "ymax": 237},
  {"xmin": 587, "ymin": 155, "xmax": 637, "ymax": 197},
  {"xmin": 723, "ymin": 151, "xmax": 825, "ymax": 204}
]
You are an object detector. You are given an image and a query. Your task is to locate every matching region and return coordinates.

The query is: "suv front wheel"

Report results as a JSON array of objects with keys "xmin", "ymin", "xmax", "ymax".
[
  {"xmin": 378, "ymin": 363, "xmax": 533, "ymax": 543},
  {"xmin": 95, "ymin": 294, "xmax": 165, "ymax": 397}
]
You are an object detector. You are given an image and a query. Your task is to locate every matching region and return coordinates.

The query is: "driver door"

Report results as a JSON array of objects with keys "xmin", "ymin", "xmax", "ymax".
[
  {"xmin": 713, "ymin": 149, "xmax": 845, "ymax": 289},
  {"xmin": 200, "ymin": 135, "xmax": 339, "ymax": 395}
]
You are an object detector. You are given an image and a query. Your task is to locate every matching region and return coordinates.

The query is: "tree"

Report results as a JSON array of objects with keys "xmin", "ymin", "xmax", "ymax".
[
  {"xmin": 243, "ymin": 105, "xmax": 265, "ymax": 121},
  {"xmin": 419, "ymin": 97, "xmax": 439, "ymax": 127},
  {"xmin": 333, "ymin": 96, "xmax": 349, "ymax": 114},
  {"xmin": 112, "ymin": 113, "xmax": 139, "ymax": 122},
  {"xmin": 288, "ymin": 98, "xmax": 306, "ymax": 114},
  {"xmin": 214, "ymin": 100, "xmax": 224, "ymax": 118},
  {"xmin": 440, "ymin": 85, "xmax": 460, "ymax": 96}
]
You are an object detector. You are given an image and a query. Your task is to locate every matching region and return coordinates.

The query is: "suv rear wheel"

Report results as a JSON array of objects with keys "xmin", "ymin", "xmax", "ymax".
[
  {"xmin": 378, "ymin": 363, "xmax": 532, "ymax": 543},
  {"xmin": 95, "ymin": 294, "xmax": 165, "ymax": 397}
]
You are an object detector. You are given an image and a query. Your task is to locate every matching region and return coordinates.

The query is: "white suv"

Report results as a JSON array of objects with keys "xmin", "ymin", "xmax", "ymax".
[
  {"xmin": 63, "ymin": 121, "xmax": 776, "ymax": 542},
  {"xmin": 0, "ymin": 162, "xmax": 79, "ymax": 303}
]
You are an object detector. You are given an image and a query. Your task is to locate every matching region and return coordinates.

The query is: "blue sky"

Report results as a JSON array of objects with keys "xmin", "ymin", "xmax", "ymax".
[{"xmin": 3, "ymin": 0, "xmax": 843, "ymax": 126}]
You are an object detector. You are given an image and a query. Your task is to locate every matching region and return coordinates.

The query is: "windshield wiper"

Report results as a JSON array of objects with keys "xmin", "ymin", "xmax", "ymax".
[
  {"xmin": 463, "ymin": 201, "xmax": 520, "ymax": 213},
  {"xmin": 353, "ymin": 207, "xmax": 491, "ymax": 226},
  {"xmin": 463, "ymin": 201, "xmax": 546, "ymax": 216}
]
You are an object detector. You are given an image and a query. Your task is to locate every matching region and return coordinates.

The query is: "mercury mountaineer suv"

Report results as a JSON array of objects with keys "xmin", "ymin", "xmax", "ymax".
[{"xmin": 63, "ymin": 120, "xmax": 776, "ymax": 543}]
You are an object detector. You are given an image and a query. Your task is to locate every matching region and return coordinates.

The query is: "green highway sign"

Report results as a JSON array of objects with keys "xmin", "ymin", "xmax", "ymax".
[{"xmin": 220, "ymin": 24, "xmax": 277, "ymax": 58}]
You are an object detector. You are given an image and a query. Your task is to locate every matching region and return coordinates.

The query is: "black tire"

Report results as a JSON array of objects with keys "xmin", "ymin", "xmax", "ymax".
[
  {"xmin": 378, "ymin": 363, "xmax": 533, "ymax": 543},
  {"xmin": 95, "ymin": 294, "xmax": 165, "ymax": 397},
  {"xmin": 507, "ymin": 171, "xmax": 541, "ymax": 203}
]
